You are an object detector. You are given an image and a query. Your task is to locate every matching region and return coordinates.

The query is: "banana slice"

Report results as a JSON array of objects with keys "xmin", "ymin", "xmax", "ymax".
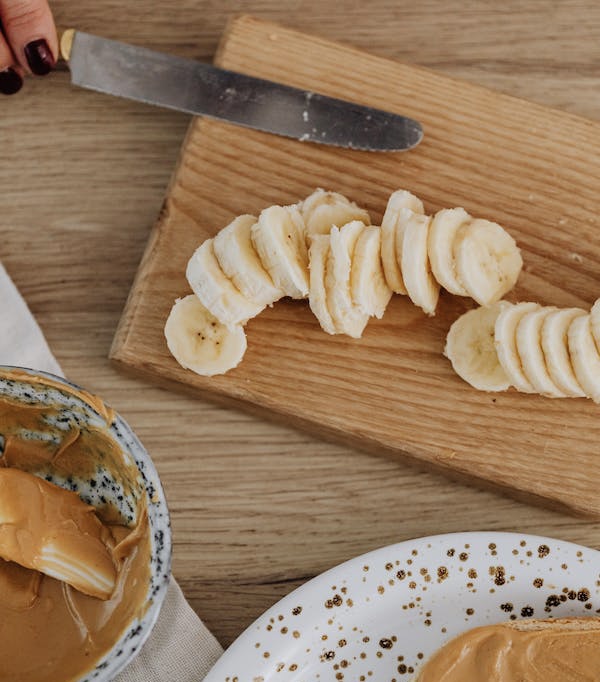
[
  {"xmin": 515, "ymin": 307, "xmax": 566, "ymax": 398},
  {"xmin": 494, "ymin": 302, "xmax": 540, "ymax": 393},
  {"xmin": 308, "ymin": 235, "xmax": 337, "ymax": 335},
  {"xmin": 213, "ymin": 214, "xmax": 283, "ymax": 307},
  {"xmin": 251, "ymin": 205, "xmax": 309, "ymax": 299},
  {"xmin": 326, "ymin": 221, "xmax": 370, "ymax": 338},
  {"xmin": 302, "ymin": 188, "xmax": 349, "ymax": 217},
  {"xmin": 165, "ymin": 295, "xmax": 247, "ymax": 376},
  {"xmin": 428, "ymin": 208, "xmax": 470, "ymax": 296},
  {"xmin": 454, "ymin": 219, "xmax": 523, "ymax": 306},
  {"xmin": 444, "ymin": 302, "xmax": 511, "ymax": 391},
  {"xmin": 350, "ymin": 226, "xmax": 392, "ymax": 318},
  {"xmin": 381, "ymin": 189, "xmax": 425, "ymax": 294},
  {"xmin": 186, "ymin": 239, "xmax": 264, "ymax": 327},
  {"xmin": 568, "ymin": 314, "xmax": 600, "ymax": 403},
  {"xmin": 302, "ymin": 188, "xmax": 371, "ymax": 240},
  {"xmin": 541, "ymin": 307, "xmax": 587, "ymax": 398},
  {"xmin": 0, "ymin": 468, "xmax": 116, "ymax": 600},
  {"xmin": 589, "ymin": 299, "xmax": 600, "ymax": 353},
  {"xmin": 400, "ymin": 210, "xmax": 440, "ymax": 315}
]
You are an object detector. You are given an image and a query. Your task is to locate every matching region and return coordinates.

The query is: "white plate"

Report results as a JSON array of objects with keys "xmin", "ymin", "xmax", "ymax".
[{"xmin": 204, "ymin": 532, "xmax": 600, "ymax": 681}]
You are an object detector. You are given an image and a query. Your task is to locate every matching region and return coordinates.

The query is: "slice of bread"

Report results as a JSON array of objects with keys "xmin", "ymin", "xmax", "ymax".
[
  {"xmin": 416, "ymin": 616, "xmax": 600, "ymax": 681},
  {"xmin": 504, "ymin": 616, "xmax": 600, "ymax": 632}
]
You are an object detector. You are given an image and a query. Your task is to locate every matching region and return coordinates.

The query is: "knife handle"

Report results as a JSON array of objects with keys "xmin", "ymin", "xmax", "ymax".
[{"xmin": 59, "ymin": 28, "xmax": 75, "ymax": 61}]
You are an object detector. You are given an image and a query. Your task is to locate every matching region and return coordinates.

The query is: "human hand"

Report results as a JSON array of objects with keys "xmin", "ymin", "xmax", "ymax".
[{"xmin": 0, "ymin": 0, "xmax": 57, "ymax": 95}]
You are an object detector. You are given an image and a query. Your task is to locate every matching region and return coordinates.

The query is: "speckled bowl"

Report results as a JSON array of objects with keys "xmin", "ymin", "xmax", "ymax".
[
  {"xmin": 0, "ymin": 366, "xmax": 172, "ymax": 682},
  {"xmin": 204, "ymin": 531, "xmax": 600, "ymax": 682}
]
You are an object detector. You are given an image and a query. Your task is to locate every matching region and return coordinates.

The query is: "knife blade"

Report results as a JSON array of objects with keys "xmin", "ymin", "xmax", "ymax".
[{"xmin": 60, "ymin": 30, "xmax": 423, "ymax": 152}]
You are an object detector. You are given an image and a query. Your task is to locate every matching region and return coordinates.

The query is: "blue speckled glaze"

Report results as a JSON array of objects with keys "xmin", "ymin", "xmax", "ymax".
[{"xmin": 0, "ymin": 366, "xmax": 172, "ymax": 682}]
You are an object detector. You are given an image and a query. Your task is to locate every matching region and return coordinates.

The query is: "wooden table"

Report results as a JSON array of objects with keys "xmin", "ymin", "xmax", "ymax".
[{"xmin": 2, "ymin": 0, "xmax": 600, "ymax": 648}]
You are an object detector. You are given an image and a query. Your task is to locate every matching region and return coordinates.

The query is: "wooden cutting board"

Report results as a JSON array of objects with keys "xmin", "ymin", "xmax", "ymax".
[{"xmin": 111, "ymin": 15, "xmax": 600, "ymax": 517}]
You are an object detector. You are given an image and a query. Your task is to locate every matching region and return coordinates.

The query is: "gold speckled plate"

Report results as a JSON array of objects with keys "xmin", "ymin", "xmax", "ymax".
[{"xmin": 203, "ymin": 532, "xmax": 600, "ymax": 681}]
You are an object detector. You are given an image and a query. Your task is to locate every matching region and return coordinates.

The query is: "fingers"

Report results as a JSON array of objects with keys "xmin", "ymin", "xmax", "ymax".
[
  {"xmin": 0, "ymin": 0, "xmax": 57, "ymax": 75},
  {"xmin": 0, "ymin": 0, "xmax": 56, "ymax": 95},
  {"xmin": 0, "ymin": 26, "xmax": 22, "ymax": 95}
]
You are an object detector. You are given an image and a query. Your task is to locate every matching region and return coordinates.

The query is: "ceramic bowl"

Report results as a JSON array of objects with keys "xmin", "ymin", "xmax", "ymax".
[
  {"xmin": 0, "ymin": 366, "xmax": 172, "ymax": 682},
  {"xmin": 204, "ymin": 531, "xmax": 600, "ymax": 681}
]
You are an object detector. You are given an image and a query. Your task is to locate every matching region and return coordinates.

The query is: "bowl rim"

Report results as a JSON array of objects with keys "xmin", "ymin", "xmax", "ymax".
[{"xmin": 0, "ymin": 365, "xmax": 173, "ymax": 681}]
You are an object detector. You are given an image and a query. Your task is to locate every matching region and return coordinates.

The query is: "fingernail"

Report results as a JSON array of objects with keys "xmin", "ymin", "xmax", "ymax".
[
  {"xmin": 0, "ymin": 68, "xmax": 23, "ymax": 95},
  {"xmin": 24, "ymin": 39, "xmax": 55, "ymax": 76}
]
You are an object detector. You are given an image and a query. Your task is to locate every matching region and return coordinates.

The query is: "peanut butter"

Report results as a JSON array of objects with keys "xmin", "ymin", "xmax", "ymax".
[
  {"xmin": 0, "ymin": 371, "xmax": 151, "ymax": 682},
  {"xmin": 417, "ymin": 620, "xmax": 600, "ymax": 681},
  {"xmin": 0, "ymin": 468, "xmax": 117, "ymax": 599}
]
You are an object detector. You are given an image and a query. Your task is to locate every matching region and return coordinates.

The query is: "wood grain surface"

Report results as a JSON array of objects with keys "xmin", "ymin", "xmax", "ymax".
[
  {"xmin": 3, "ymin": 0, "xmax": 600, "ymax": 647},
  {"xmin": 112, "ymin": 15, "xmax": 600, "ymax": 518}
]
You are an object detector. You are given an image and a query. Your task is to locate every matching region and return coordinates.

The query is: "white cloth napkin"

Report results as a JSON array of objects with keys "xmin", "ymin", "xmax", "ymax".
[{"xmin": 0, "ymin": 262, "xmax": 224, "ymax": 681}]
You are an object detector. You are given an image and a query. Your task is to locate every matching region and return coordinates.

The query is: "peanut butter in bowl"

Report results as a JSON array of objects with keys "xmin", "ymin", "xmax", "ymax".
[{"xmin": 0, "ymin": 367, "xmax": 171, "ymax": 682}]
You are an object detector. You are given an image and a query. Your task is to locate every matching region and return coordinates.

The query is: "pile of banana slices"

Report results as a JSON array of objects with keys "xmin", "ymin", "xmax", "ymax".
[
  {"xmin": 445, "ymin": 299, "xmax": 600, "ymax": 402},
  {"xmin": 165, "ymin": 188, "xmax": 523, "ymax": 377}
]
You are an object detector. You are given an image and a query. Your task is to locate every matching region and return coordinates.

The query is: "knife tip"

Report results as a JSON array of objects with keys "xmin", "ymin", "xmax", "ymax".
[
  {"xmin": 378, "ymin": 119, "xmax": 423, "ymax": 152},
  {"xmin": 60, "ymin": 29, "xmax": 75, "ymax": 62}
]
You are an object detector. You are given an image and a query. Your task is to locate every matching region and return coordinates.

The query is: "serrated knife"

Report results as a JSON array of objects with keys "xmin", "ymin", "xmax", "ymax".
[{"xmin": 60, "ymin": 30, "xmax": 423, "ymax": 152}]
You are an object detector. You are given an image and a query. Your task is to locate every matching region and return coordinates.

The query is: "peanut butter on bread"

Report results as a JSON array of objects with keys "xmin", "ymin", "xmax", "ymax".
[{"xmin": 417, "ymin": 617, "xmax": 600, "ymax": 681}]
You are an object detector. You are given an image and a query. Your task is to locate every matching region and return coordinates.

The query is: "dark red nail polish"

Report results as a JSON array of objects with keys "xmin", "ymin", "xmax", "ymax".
[
  {"xmin": 0, "ymin": 68, "xmax": 23, "ymax": 95},
  {"xmin": 24, "ymin": 39, "xmax": 55, "ymax": 76}
]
